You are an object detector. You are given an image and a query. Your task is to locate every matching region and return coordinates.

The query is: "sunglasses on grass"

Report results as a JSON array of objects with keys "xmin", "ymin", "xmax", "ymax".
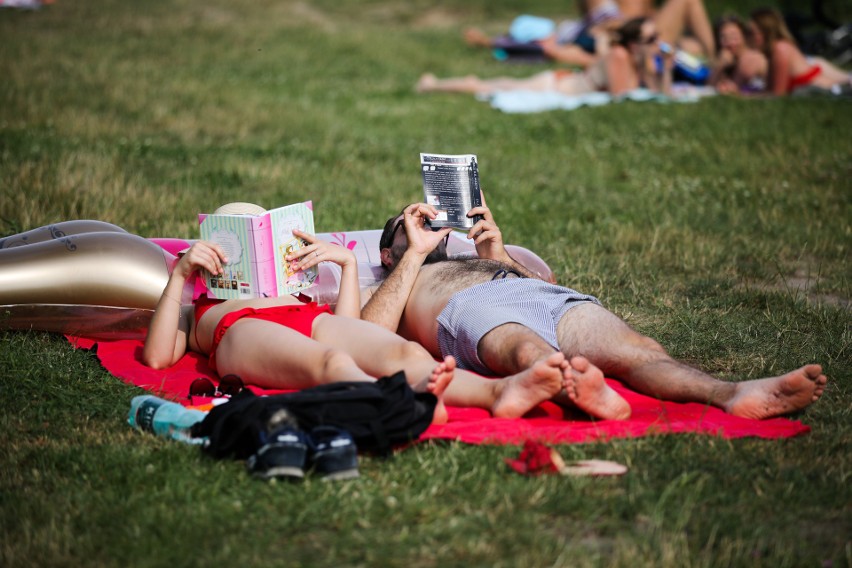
[{"xmin": 189, "ymin": 374, "xmax": 245, "ymax": 398}]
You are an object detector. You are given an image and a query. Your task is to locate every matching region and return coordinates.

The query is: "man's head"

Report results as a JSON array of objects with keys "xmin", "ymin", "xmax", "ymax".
[{"xmin": 379, "ymin": 210, "xmax": 449, "ymax": 271}]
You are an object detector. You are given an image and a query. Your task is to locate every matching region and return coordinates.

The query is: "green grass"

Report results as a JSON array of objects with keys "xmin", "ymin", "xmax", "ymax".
[{"xmin": 1, "ymin": 1, "xmax": 850, "ymax": 566}]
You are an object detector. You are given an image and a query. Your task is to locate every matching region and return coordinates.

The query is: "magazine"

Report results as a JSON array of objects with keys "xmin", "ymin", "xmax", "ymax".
[
  {"xmin": 419, "ymin": 153, "xmax": 484, "ymax": 230},
  {"xmin": 198, "ymin": 201, "xmax": 318, "ymax": 299}
]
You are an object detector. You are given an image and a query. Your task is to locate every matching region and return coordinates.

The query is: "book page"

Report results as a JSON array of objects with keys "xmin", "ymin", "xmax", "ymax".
[
  {"xmin": 267, "ymin": 201, "xmax": 318, "ymax": 296},
  {"xmin": 198, "ymin": 214, "xmax": 257, "ymax": 299},
  {"xmin": 420, "ymin": 153, "xmax": 483, "ymax": 229}
]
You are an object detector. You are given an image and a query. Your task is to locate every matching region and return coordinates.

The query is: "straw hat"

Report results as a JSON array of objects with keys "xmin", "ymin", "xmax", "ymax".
[{"xmin": 213, "ymin": 202, "xmax": 267, "ymax": 215}]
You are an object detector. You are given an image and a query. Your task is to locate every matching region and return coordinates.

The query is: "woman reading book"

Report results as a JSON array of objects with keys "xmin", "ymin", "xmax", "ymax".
[{"xmin": 141, "ymin": 206, "xmax": 605, "ymax": 423}]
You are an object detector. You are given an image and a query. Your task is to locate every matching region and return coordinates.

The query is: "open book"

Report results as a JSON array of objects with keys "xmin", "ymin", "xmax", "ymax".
[
  {"xmin": 198, "ymin": 201, "xmax": 318, "ymax": 299},
  {"xmin": 420, "ymin": 153, "xmax": 484, "ymax": 230}
]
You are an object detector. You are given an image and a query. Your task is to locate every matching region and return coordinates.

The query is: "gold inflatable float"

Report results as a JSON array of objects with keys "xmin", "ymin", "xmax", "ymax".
[{"xmin": 0, "ymin": 221, "xmax": 555, "ymax": 339}]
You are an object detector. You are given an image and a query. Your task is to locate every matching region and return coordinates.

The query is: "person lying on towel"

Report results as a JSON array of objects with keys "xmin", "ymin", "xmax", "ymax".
[
  {"xmin": 361, "ymin": 199, "xmax": 828, "ymax": 421},
  {"xmin": 141, "ymin": 204, "xmax": 621, "ymax": 422}
]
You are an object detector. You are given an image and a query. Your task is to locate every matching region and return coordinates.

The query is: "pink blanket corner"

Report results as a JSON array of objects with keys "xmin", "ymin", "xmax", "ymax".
[{"xmin": 68, "ymin": 335, "xmax": 810, "ymax": 444}]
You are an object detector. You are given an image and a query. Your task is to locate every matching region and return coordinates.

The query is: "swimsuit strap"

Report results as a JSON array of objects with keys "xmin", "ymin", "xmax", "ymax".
[{"xmin": 492, "ymin": 268, "xmax": 523, "ymax": 280}]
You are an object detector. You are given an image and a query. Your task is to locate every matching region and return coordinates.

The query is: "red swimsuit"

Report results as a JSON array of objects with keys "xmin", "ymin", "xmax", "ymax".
[
  {"xmin": 193, "ymin": 296, "xmax": 333, "ymax": 372},
  {"xmin": 788, "ymin": 65, "xmax": 821, "ymax": 92}
]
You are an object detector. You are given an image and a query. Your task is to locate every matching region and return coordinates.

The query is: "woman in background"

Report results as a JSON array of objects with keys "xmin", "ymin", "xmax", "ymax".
[
  {"xmin": 749, "ymin": 7, "xmax": 850, "ymax": 95},
  {"xmin": 418, "ymin": 18, "xmax": 674, "ymax": 97},
  {"xmin": 710, "ymin": 15, "xmax": 767, "ymax": 94}
]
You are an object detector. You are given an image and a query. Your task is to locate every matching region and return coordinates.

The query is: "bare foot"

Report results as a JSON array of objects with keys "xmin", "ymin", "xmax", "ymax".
[
  {"xmin": 491, "ymin": 352, "xmax": 566, "ymax": 418},
  {"xmin": 427, "ymin": 356, "xmax": 456, "ymax": 425},
  {"xmin": 563, "ymin": 356, "xmax": 631, "ymax": 420},
  {"xmin": 464, "ymin": 27, "xmax": 493, "ymax": 48},
  {"xmin": 416, "ymin": 73, "xmax": 437, "ymax": 93},
  {"xmin": 724, "ymin": 364, "xmax": 827, "ymax": 420}
]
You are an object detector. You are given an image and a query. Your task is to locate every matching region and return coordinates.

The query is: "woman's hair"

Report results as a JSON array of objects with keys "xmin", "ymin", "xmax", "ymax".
[
  {"xmin": 750, "ymin": 8, "xmax": 796, "ymax": 57},
  {"xmin": 714, "ymin": 14, "xmax": 751, "ymax": 54},
  {"xmin": 613, "ymin": 17, "xmax": 647, "ymax": 48}
]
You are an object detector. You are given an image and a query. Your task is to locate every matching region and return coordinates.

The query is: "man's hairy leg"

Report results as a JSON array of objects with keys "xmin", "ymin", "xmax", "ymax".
[
  {"xmin": 477, "ymin": 322, "xmax": 559, "ymax": 376},
  {"xmin": 556, "ymin": 303, "xmax": 736, "ymax": 403},
  {"xmin": 555, "ymin": 303, "xmax": 827, "ymax": 418},
  {"xmin": 478, "ymin": 322, "xmax": 631, "ymax": 420}
]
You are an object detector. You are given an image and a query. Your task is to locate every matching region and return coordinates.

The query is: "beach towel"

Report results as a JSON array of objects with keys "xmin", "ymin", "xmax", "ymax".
[
  {"xmin": 484, "ymin": 86, "xmax": 717, "ymax": 114},
  {"xmin": 66, "ymin": 335, "xmax": 810, "ymax": 445}
]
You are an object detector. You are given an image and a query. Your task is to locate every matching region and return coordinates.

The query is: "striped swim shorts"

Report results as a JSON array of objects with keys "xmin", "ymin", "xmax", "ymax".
[{"xmin": 436, "ymin": 278, "xmax": 600, "ymax": 375}]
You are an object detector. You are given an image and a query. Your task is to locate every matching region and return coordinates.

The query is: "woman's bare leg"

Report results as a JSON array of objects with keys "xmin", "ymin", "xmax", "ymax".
[
  {"xmin": 464, "ymin": 27, "xmax": 494, "ymax": 48},
  {"xmin": 654, "ymin": 0, "xmax": 715, "ymax": 57},
  {"xmin": 417, "ymin": 71, "xmax": 557, "ymax": 95},
  {"xmin": 312, "ymin": 315, "xmax": 563, "ymax": 417},
  {"xmin": 214, "ymin": 319, "xmax": 374, "ymax": 389}
]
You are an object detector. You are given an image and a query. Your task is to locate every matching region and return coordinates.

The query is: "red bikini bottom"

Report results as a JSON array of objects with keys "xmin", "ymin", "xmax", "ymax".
[{"xmin": 208, "ymin": 302, "xmax": 333, "ymax": 372}]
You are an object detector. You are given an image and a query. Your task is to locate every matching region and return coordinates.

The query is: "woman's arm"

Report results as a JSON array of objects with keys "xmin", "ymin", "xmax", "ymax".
[
  {"xmin": 604, "ymin": 45, "xmax": 640, "ymax": 95},
  {"xmin": 709, "ymin": 48, "xmax": 736, "ymax": 87},
  {"xmin": 538, "ymin": 35, "xmax": 599, "ymax": 67},
  {"xmin": 288, "ymin": 230, "xmax": 361, "ymax": 319},
  {"xmin": 142, "ymin": 241, "xmax": 226, "ymax": 369},
  {"xmin": 642, "ymin": 42, "xmax": 673, "ymax": 95},
  {"xmin": 770, "ymin": 41, "xmax": 792, "ymax": 95}
]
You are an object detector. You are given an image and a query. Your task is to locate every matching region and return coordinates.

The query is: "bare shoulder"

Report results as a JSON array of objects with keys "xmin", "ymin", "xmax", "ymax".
[
  {"xmin": 772, "ymin": 40, "xmax": 797, "ymax": 60},
  {"xmin": 739, "ymin": 49, "xmax": 767, "ymax": 75}
]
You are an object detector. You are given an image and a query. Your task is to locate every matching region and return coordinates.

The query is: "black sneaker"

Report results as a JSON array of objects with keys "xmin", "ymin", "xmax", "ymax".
[
  {"xmin": 246, "ymin": 426, "xmax": 309, "ymax": 481},
  {"xmin": 308, "ymin": 426, "xmax": 359, "ymax": 481}
]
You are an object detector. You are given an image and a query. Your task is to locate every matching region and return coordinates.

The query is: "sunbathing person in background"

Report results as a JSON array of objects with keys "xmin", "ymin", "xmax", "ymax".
[
  {"xmin": 142, "ymin": 208, "xmax": 626, "ymax": 423},
  {"xmin": 749, "ymin": 7, "xmax": 851, "ymax": 96},
  {"xmin": 463, "ymin": 0, "xmax": 625, "ymax": 69},
  {"xmin": 362, "ymin": 200, "xmax": 828, "ymax": 422},
  {"xmin": 618, "ymin": 0, "xmax": 715, "ymax": 60},
  {"xmin": 462, "ymin": 0, "xmax": 715, "ymax": 67},
  {"xmin": 419, "ymin": 18, "xmax": 674, "ymax": 97},
  {"xmin": 709, "ymin": 14, "xmax": 767, "ymax": 94}
]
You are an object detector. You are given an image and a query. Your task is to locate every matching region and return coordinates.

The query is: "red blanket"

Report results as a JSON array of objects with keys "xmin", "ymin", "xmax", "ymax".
[{"xmin": 68, "ymin": 336, "xmax": 810, "ymax": 443}]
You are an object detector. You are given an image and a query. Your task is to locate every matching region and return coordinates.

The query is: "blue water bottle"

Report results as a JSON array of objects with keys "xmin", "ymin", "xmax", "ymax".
[{"xmin": 128, "ymin": 395, "xmax": 206, "ymax": 444}]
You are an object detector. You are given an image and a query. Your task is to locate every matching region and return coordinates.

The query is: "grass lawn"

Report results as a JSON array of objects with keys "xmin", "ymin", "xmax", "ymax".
[{"xmin": 1, "ymin": 1, "xmax": 850, "ymax": 566}]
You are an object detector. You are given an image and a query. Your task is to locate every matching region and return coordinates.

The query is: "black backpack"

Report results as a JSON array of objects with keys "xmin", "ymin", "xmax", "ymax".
[{"xmin": 191, "ymin": 371, "xmax": 437, "ymax": 459}]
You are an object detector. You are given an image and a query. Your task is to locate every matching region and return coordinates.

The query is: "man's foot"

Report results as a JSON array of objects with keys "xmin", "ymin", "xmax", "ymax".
[
  {"xmin": 563, "ymin": 356, "xmax": 632, "ymax": 420},
  {"xmin": 492, "ymin": 352, "xmax": 566, "ymax": 418},
  {"xmin": 416, "ymin": 73, "xmax": 438, "ymax": 92},
  {"xmin": 724, "ymin": 364, "xmax": 828, "ymax": 420},
  {"xmin": 427, "ymin": 356, "xmax": 456, "ymax": 425},
  {"xmin": 464, "ymin": 27, "xmax": 493, "ymax": 47}
]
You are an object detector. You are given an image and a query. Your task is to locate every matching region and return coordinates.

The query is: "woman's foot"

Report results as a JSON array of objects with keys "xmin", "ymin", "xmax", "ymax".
[
  {"xmin": 427, "ymin": 356, "xmax": 456, "ymax": 424},
  {"xmin": 464, "ymin": 27, "xmax": 493, "ymax": 48},
  {"xmin": 416, "ymin": 73, "xmax": 438, "ymax": 92}
]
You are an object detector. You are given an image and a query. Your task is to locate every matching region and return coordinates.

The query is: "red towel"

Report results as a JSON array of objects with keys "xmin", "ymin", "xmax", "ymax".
[{"xmin": 68, "ymin": 336, "xmax": 810, "ymax": 444}]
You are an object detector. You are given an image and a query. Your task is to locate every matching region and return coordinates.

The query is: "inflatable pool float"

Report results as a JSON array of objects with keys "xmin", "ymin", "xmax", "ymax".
[{"xmin": 0, "ymin": 221, "xmax": 554, "ymax": 339}]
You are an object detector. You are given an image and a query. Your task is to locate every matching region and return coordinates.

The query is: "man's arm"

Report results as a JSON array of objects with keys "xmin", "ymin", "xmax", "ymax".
[
  {"xmin": 465, "ymin": 204, "xmax": 539, "ymax": 279},
  {"xmin": 360, "ymin": 248, "xmax": 425, "ymax": 331},
  {"xmin": 361, "ymin": 202, "xmax": 450, "ymax": 331}
]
